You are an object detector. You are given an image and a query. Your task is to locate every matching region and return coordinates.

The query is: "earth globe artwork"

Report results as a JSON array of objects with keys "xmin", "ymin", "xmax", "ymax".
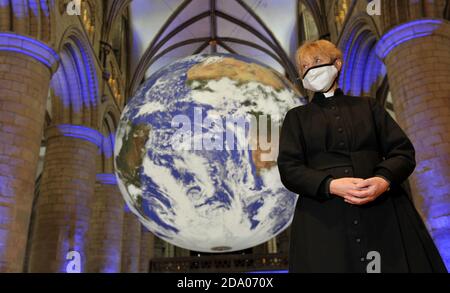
[{"xmin": 114, "ymin": 53, "xmax": 306, "ymax": 253}]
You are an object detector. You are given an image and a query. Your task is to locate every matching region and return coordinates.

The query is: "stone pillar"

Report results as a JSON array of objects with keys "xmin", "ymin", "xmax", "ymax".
[
  {"xmin": 164, "ymin": 242, "xmax": 175, "ymax": 258},
  {"xmin": 121, "ymin": 205, "xmax": 141, "ymax": 273},
  {"xmin": 267, "ymin": 237, "xmax": 278, "ymax": 254},
  {"xmin": 376, "ymin": 19, "xmax": 450, "ymax": 268},
  {"xmin": 139, "ymin": 226, "xmax": 155, "ymax": 273},
  {"xmin": 28, "ymin": 125, "xmax": 102, "ymax": 272},
  {"xmin": 86, "ymin": 174, "xmax": 124, "ymax": 273},
  {"xmin": 0, "ymin": 32, "xmax": 58, "ymax": 272}
]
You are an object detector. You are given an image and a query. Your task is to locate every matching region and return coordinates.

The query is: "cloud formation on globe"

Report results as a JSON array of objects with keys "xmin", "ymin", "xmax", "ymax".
[{"xmin": 114, "ymin": 54, "xmax": 305, "ymax": 252}]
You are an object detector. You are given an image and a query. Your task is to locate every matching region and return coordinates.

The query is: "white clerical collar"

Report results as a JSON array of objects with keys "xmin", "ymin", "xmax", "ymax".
[{"xmin": 324, "ymin": 89, "xmax": 335, "ymax": 98}]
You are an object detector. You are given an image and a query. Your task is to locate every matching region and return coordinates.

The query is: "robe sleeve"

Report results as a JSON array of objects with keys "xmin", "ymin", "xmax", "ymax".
[
  {"xmin": 369, "ymin": 98, "xmax": 416, "ymax": 185},
  {"xmin": 277, "ymin": 109, "xmax": 333, "ymax": 200}
]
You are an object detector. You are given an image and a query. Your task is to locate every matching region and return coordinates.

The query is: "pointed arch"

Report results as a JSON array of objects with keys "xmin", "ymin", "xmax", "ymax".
[
  {"xmin": 298, "ymin": 0, "xmax": 329, "ymax": 38},
  {"xmin": 97, "ymin": 102, "xmax": 121, "ymax": 174},
  {"xmin": 338, "ymin": 13, "xmax": 385, "ymax": 98},
  {"xmin": 50, "ymin": 26, "xmax": 100, "ymax": 128}
]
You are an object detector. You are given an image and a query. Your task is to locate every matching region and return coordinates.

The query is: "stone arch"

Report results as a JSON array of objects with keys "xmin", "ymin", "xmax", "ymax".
[
  {"xmin": 337, "ymin": 13, "xmax": 385, "ymax": 98},
  {"xmin": 298, "ymin": 0, "xmax": 320, "ymax": 41},
  {"xmin": 101, "ymin": 0, "xmax": 132, "ymax": 45},
  {"xmin": 50, "ymin": 25, "xmax": 100, "ymax": 128},
  {"xmin": 299, "ymin": 0, "xmax": 329, "ymax": 38},
  {"xmin": 97, "ymin": 103, "xmax": 121, "ymax": 174},
  {"xmin": 380, "ymin": 0, "xmax": 449, "ymax": 33}
]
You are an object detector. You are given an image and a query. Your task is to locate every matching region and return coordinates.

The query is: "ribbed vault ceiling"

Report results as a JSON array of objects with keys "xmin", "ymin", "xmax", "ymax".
[{"xmin": 129, "ymin": 0, "xmax": 300, "ymax": 95}]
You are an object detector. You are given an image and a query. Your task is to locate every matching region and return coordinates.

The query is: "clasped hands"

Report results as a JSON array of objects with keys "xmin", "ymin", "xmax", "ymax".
[{"xmin": 330, "ymin": 177, "xmax": 390, "ymax": 206}]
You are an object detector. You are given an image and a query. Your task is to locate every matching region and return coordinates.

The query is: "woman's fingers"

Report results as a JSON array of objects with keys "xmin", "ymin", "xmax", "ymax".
[
  {"xmin": 355, "ymin": 180, "xmax": 371, "ymax": 189},
  {"xmin": 344, "ymin": 195, "xmax": 372, "ymax": 205},
  {"xmin": 344, "ymin": 196, "xmax": 361, "ymax": 205},
  {"xmin": 347, "ymin": 188, "xmax": 371, "ymax": 198}
]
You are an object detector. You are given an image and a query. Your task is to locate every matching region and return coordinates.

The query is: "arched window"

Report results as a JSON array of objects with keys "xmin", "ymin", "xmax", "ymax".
[
  {"xmin": 111, "ymin": 10, "xmax": 130, "ymax": 75},
  {"xmin": 299, "ymin": 2, "xmax": 319, "ymax": 42},
  {"xmin": 81, "ymin": 1, "xmax": 95, "ymax": 42},
  {"xmin": 108, "ymin": 61, "xmax": 124, "ymax": 107},
  {"xmin": 335, "ymin": 0, "xmax": 352, "ymax": 34}
]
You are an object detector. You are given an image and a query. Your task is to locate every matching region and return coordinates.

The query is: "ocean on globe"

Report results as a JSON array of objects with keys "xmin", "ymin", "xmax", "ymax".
[{"xmin": 114, "ymin": 53, "xmax": 306, "ymax": 253}]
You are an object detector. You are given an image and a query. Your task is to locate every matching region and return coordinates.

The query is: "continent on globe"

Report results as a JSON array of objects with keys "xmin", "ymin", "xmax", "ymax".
[
  {"xmin": 114, "ymin": 53, "xmax": 305, "ymax": 253},
  {"xmin": 187, "ymin": 56, "xmax": 290, "ymax": 91},
  {"xmin": 116, "ymin": 123, "xmax": 151, "ymax": 188}
]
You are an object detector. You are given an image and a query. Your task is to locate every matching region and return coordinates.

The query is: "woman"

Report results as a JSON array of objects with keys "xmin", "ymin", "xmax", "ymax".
[{"xmin": 277, "ymin": 40, "xmax": 447, "ymax": 273}]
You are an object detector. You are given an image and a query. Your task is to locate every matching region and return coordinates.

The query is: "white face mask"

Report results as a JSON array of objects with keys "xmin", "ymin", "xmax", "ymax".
[{"xmin": 302, "ymin": 63, "xmax": 339, "ymax": 93}]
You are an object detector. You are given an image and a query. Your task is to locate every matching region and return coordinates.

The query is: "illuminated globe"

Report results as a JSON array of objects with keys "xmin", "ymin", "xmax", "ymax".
[{"xmin": 114, "ymin": 53, "xmax": 305, "ymax": 252}]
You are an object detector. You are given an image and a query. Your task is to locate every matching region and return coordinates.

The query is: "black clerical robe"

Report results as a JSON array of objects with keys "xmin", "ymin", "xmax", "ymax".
[{"xmin": 277, "ymin": 88, "xmax": 447, "ymax": 273}]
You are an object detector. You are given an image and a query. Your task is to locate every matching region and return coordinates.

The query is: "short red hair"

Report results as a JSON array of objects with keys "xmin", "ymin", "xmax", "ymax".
[{"xmin": 295, "ymin": 40, "xmax": 343, "ymax": 70}]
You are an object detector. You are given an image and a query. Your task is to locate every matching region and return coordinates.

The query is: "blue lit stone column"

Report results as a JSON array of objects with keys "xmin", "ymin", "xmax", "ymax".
[
  {"xmin": 86, "ymin": 174, "xmax": 125, "ymax": 273},
  {"xmin": 0, "ymin": 32, "xmax": 59, "ymax": 272},
  {"xmin": 28, "ymin": 125, "xmax": 102, "ymax": 272},
  {"xmin": 376, "ymin": 19, "xmax": 450, "ymax": 269}
]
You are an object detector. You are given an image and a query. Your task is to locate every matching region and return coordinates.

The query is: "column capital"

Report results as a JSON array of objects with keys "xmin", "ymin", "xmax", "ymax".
[
  {"xmin": 376, "ymin": 19, "xmax": 445, "ymax": 60},
  {"xmin": 0, "ymin": 32, "xmax": 60, "ymax": 74},
  {"xmin": 96, "ymin": 173, "xmax": 118, "ymax": 185},
  {"xmin": 46, "ymin": 124, "xmax": 103, "ymax": 147}
]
